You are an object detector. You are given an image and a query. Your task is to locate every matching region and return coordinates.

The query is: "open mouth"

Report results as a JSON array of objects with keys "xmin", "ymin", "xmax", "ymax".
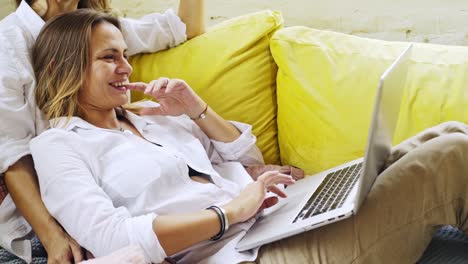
[{"xmin": 109, "ymin": 80, "xmax": 129, "ymax": 91}]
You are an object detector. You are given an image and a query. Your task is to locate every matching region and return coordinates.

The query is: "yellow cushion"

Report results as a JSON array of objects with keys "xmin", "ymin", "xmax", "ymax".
[
  {"xmin": 129, "ymin": 11, "xmax": 283, "ymax": 165},
  {"xmin": 271, "ymin": 26, "xmax": 468, "ymax": 174}
]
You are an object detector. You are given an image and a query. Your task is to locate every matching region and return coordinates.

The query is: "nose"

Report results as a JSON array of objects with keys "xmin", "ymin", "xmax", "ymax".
[{"xmin": 116, "ymin": 57, "xmax": 133, "ymax": 76}]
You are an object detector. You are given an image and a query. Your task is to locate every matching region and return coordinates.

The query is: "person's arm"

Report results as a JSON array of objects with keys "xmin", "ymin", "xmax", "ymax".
[
  {"xmin": 154, "ymin": 170, "xmax": 294, "ymax": 255},
  {"xmin": 127, "ymin": 79, "xmax": 241, "ymax": 142},
  {"xmin": 4, "ymin": 157, "xmax": 83, "ymax": 264},
  {"xmin": 0, "ymin": 37, "xmax": 83, "ymax": 263},
  {"xmin": 127, "ymin": 79, "xmax": 265, "ymax": 168},
  {"xmin": 178, "ymin": 0, "xmax": 205, "ymax": 39},
  {"xmin": 190, "ymin": 105, "xmax": 241, "ymax": 142},
  {"xmin": 120, "ymin": 9, "xmax": 188, "ymax": 56}
]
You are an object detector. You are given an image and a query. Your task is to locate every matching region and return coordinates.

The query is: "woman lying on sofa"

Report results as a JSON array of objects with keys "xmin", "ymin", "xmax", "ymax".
[
  {"xmin": 30, "ymin": 8, "xmax": 468, "ymax": 264},
  {"xmin": 0, "ymin": 0, "xmax": 206, "ymax": 262},
  {"xmin": 30, "ymin": 8, "xmax": 303, "ymax": 264}
]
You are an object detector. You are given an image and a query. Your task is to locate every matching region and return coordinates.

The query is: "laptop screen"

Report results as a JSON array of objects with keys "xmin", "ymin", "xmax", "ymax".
[{"xmin": 354, "ymin": 44, "xmax": 413, "ymax": 211}]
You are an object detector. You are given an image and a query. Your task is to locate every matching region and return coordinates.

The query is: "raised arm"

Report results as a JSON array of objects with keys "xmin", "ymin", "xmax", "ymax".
[
  {"xmin": 126, "ymin": 78, "xmax": 241, "ymax": 143},
  {"xmin": 178, "ymin": 0, "xmax": 205, "ymax": 39},
  {"xmin": 4, "ymin": 157, "xmax": 83, "ymax": 263},
  {"xmin": 119, "ymin": 9, "xmax": 188, "ymax": 56}
]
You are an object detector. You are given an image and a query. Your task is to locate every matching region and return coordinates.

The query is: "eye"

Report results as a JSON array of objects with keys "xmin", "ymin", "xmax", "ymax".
[
  {"xmin": 123, "ymin": 54, "xmax": 129, "ymax": 60},
  {"xmin": 101, "ymin": 55, "xmax": 115, "ymax": 61}
]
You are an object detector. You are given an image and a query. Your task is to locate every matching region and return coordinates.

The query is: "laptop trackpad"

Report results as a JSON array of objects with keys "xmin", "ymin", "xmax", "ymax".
[{"xmin": 258, "ymin": 191, "xmax": 305, "ymax": 219}]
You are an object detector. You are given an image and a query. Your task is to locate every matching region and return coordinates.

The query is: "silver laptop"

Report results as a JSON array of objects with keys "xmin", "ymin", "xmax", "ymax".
[{"xmin": 236, "ymin": 44, "xmax": 413, "ymax": 251}]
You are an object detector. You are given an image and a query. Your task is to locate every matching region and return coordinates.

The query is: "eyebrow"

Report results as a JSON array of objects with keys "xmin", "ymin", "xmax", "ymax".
[{"xmin": 97, "ymin": 48, "xmax": 128, "ymax": 53}]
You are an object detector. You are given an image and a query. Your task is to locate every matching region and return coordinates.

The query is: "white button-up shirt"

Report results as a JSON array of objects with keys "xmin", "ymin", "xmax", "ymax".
[
  {"xmin": 0, "ymin": 1, "xmax": 186, "ymax": 262},
  {"xmin": 29, "ymin": 105, "xmax": 264, "ymax": 264}
]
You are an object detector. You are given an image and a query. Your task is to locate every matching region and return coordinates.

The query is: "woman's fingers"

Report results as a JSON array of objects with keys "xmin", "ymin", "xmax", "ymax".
[
  {"xmin": 227, "ymin": 171, "xmax": 295, "ymax": 224},
  {"xmin": 144, "ymin": 80, "xmax": 157, "ymax": 94},
  {"xmin": 145, "ymin": 79, "xmax": 164, "ymax": 95},
  {"xmin": 123, "ymin": 81, "xmax": 157, "ymax": 98},
  {"xmin": 124, "ymin": 78, "xmax": 171, "ymax": 97},
  {"xmin": 257, "ymin": 171, "xmax": 295, "ymax": 187},
  {"xmin": 124, "ymin": 82, "xmax": 148, "ymax": 92},
  {"xmin": 125, "ymin": 78, "xmax": 184, "ymax": 93},
  {"xmin": 256, "ymin": 171, "xmax": 295, "ymax": 199},
  {"xmin": 70, "ymin": 243, "xmax": 84, "ymax": 263},
  {"xmin": 165, "ymin": 79, "xmax": 187, "ymax": 94},
  {"xmin": 260, "ymin": 196, "xmax": 279, "ymax": 211},
  {"xmin": 267, "ymin": 185, "xmax": 287, "ymax": 198},
  {"xmin": 151, "ymin": 78, "xmax": 169, "ymax": 94}
]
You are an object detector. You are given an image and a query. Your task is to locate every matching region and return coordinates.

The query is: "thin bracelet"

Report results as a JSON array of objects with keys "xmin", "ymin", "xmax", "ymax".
[
  {"xmin": 216, "ymin": 206, "xmax": 229, "ymax": 231},
  {"xmin": 207, "ymin": 205, "xmax": 224, "ymax": 240},
  {"xmin": 206, "ymin": 205, "xmax": 229, "ymax": 240},
  {"xmin": 190, "ymin": 103, "xmax": 208, "ymax": 120}
]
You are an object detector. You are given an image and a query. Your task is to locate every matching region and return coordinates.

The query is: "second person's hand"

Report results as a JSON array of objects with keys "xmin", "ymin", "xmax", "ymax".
[{"xmin": 41, "ymin": 224, "xmax": 84, "ymax": 264}]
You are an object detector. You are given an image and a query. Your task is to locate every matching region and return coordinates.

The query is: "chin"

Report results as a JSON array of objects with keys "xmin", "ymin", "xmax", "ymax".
[{"xmin": 116, "ymin": 94, "xmax": 130, "ymax": 106}]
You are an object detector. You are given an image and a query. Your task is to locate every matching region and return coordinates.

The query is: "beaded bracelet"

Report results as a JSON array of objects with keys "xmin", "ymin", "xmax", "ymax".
[{"xmin": 207, "ymin": 205, "xmax": 229, "ymax": 241}]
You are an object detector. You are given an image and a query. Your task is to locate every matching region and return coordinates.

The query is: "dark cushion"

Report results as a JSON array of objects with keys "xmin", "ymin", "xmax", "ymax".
[{"xmin": 418, "ymin": 225, "xmax": 468, "ymax": 264}]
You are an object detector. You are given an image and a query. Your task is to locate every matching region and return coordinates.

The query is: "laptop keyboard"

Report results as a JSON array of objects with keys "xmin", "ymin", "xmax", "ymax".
[{"xmin": 292, "ymin": 162, "xmax": 362, "ymax": 223}]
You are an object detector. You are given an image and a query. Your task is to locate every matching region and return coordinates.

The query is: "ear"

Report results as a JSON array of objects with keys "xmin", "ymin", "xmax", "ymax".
[{"xmin": 31, "ymin": 0, "xmax": 48, "ymax": 17}]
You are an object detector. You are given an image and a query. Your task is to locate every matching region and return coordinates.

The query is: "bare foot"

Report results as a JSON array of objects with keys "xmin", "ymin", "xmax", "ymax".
[{"xmin": 80, "ymin": 245, "xmax": 146, "ymax": 264}]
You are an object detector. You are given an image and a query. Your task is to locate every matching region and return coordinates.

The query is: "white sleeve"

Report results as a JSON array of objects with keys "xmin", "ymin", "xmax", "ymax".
[
  {"xmin": 0, "ymin": 36, "xmax": 35, "ymax": 174},
  {"xmin": 30, "ymin": 131, "xmax": 167, "ymax": 263},
  {"xmin": 208, "ymin": 121, "xmax": 265, "ymax": 165},
  {"xmin": 120, "ymin": 9, "xmax": 187, "ymax": 56},
  {"xmin": 184, "ymin": 119, "xmax": 264, "ymax": 166},
  {"xmin": 136, "ymin": 100, "xmax": 265, "ymax": 166}
]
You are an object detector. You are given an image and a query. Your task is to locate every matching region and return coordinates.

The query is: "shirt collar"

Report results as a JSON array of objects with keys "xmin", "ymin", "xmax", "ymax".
[
  {"xmin": 49, "ymin": 110, "xmax": 155, "ymax": 132},
  {"xmin": 125, "ymin": 110, "xmax": 155, "ymax": 129},
  {"xmin": 49, "ymin": 116, "xmax": 98, "ymax": 131},
  {"xmin": 16, "ymin": 0, "xmax": 45, "ymax": 41}
]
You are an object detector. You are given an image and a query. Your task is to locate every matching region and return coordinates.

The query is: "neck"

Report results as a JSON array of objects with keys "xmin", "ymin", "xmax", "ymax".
[
  {"xmin": 38, "ymin": 0, "xmax": 80, "ymax": 22},
  {"xmin": 79, "ymin": 107, "xmax": 121, "ymax": 130},
  {"xmin": 30, "ymin": 0, "xmax": 47, "ymax": 17}
]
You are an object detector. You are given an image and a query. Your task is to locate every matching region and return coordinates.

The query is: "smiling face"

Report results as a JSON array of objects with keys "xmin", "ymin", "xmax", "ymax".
[{"xmin": 78, "ymin": 21, "xmax": 132, "ymax": 113}]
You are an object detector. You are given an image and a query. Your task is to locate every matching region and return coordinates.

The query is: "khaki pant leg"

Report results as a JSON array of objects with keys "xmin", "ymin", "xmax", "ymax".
[
  {"xmin": 257, "ymin": 130, "xmax": 468, "ymax": 264},
  {"xmin": 386, "ymin": 121, "xmax": 468, "ymax": 168}
]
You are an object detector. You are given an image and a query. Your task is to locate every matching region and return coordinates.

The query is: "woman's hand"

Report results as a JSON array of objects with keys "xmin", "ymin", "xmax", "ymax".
[
  {"xmin": 224, "ymin": 171, "xmax": 296, "ymax": 224},
  {"xmin": 126, "ymin": 78, "xmax": 206, "ymax": 118},
  {"xmin": 42, "ymin": 226, "xmax": 84, "ymax": 264}
]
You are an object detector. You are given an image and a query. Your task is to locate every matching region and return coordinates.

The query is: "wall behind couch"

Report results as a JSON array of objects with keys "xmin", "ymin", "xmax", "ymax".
[{"xmin": 1, "ymin": 0, "xmax": 468, "ymax": 45}]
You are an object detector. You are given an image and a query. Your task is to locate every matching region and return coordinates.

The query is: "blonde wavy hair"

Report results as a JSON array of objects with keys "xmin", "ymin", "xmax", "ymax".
[{"xmin": 33, "ymin": 9, "xmax": 121, "ymax": 122}]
